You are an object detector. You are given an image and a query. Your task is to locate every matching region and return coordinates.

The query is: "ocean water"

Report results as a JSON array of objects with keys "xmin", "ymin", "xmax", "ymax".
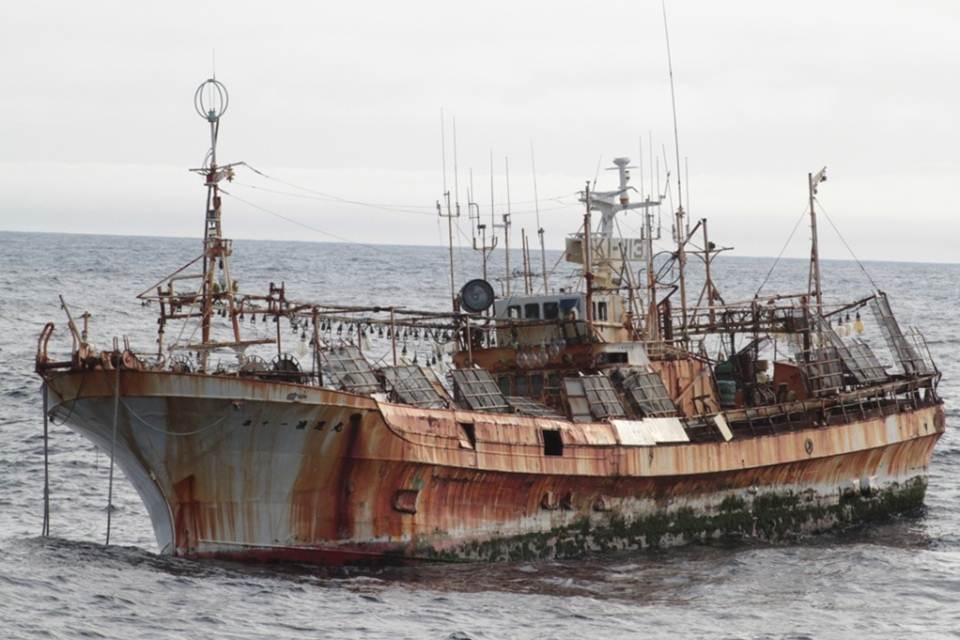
[{"xmin": 0, "ymin": 230, "xmax": 957, "ymax": 639}]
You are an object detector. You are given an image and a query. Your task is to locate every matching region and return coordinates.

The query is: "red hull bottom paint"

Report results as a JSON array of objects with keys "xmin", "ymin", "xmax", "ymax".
[{"xmin": 45, "ymin": 370, "xmax": 945, "ymax": 565}]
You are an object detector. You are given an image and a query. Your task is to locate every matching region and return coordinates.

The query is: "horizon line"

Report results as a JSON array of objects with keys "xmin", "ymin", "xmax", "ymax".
[{"xmin": 1, "ymin": 227, "xmax": 956, "ymax": 267}]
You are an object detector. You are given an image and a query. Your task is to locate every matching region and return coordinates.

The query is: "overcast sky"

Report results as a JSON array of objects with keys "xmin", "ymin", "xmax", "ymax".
[{"xmin": 1, "ymin": 1, "xmax": 957, "ymax": 262}]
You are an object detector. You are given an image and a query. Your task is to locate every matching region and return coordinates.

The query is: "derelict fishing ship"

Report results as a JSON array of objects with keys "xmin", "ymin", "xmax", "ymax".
[{"xmin": 35, "ymin": 79, "xmax": 945, "ymax": 564}]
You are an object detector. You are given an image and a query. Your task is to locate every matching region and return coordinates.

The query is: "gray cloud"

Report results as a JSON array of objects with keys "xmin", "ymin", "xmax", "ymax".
[{"xmin": 1, "ymin": 0, "xmax": 956, "ymax": 262}]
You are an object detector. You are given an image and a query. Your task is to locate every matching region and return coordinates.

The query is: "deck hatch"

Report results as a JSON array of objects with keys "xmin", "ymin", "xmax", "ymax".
[
  {"xmin": 451, "ymin": 369, "xmax": 511, "ymax": 412},
  {"xmin": 382, "ymin": 365, "xmax": 448, "ymax": 408}
]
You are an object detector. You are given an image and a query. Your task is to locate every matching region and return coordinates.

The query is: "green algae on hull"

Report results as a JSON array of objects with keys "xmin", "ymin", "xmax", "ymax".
[{"xmin": 420, "ymin": 477, "xmax": 928, "ymax": 562}]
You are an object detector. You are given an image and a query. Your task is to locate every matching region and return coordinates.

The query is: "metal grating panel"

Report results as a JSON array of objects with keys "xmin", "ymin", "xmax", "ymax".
[
  {"xmin": 568, "ymin": 375, "xmax": 625, "ymax": 419},
  {"xmin": 844, "ymin": 340, "xmax": 887, "ymax": 384},
  {"xmin": 906, "ymin": 327, "xmax": 937, "ymax": 375},
  {"xmin": 452, "ymin": 369, "xmax": 511, "ymax": 412},
  {"xmin": 382, "ymin": 366, "xmax": 448, "ymax": 408},
  {"xmin": 870, "ymin": 293, "xmax": 930, "ymax": 376},
  {"xmin": 814, "ymin": 316, "xmax": 887, "ymax": 386},
  {"xmin": 620, "ymin": 369, "xmax": 677, "ymax": 417},
  {"xmin": 562, "ymin": 378, "xmax": 593, "ymax": 422},
  {"xmin": 505, "ymin": 396, "xmax": 564, "ymax": 419},
  {"xmin": 802, "ymin": 346, "xmax": 844, "ymax": 396},
  {"xmin": 323, "ymin": 345, "xmax": 382, "ymax": 394}
]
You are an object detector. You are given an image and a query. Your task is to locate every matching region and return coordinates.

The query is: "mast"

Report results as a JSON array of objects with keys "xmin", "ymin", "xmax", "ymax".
[
  {"xmin": 583, "ymin": 182, "xmax": 594, "ymax": 332},
  {"xmin": 645, "ymin": 200, "xmax": 659, "ymax": 341},
  {"xmin": 675, "ymin": 206, "xmax": 688, "ymax": 335},
  {"xmin": 192, "ymin": 78, "xmax": 240, "ymax": 371},
  {"xmin": 702, "ymin": 217, "xmax": 716, "ymax": 326},
  {"xmin": 808, "ymin": 167, "xmax": 827, "ymax": 315}
]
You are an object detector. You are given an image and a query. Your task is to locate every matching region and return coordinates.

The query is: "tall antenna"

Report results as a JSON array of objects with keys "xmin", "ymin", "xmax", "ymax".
[
  {"xmin": 453, "ymin": 115, "xmax": 460, "ymax": 207},
  {"xmin": 655, "ymin": 154, "xmax": 661, "ymax": 236},
  {"xmin": 650, "ymin": 131, "xmax": 661, "ymax": 237},
  {"xmin": 440, "ymin": 108, "xmax": 447, "ymax": 196},
  {"xmin": 648, "ymin": 131, "xmax": 654, "ymax": 204},
  {"xmin": 521, "ymin": 228, "xmax": 531, "ymax": 295},
  {"xmin": 662, "ymin": 0, "xmax": 689, "ymax": 334},
  {"xmin": 638, "ymin": 136, "xmax": 645, "ymax": 202},
  {"xmin": 662, "ymin": 0, "xmax": 683, "ymax": 214},
  {"xmin": 531, "ymin": 141, "xmax": 548, "ymax": 293},
  {"xmin": 471, "ymin": 166, "xmax": 497, "ymax": 281},
  {"xmin": 503, "ymin": 156, "xmax": 512, "ymax": 296},
  {"xmin": 489, "ymin": 149, "xmax": 495, "ymax": 232},
  {"xmin": 436, "ymin": 109, "xmax": 459, "ymax": 311}
]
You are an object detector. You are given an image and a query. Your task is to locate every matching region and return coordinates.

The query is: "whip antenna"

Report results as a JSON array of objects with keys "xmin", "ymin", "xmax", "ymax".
[{"xmin": 662, "ymin": 0, "xmax": 683, "ymax": 213}]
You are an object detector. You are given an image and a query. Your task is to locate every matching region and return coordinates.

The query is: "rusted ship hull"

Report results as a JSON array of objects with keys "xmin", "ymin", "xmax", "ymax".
[{"xmin": 45, "ymin": 369, "xmax": 945, "ymax": 564}]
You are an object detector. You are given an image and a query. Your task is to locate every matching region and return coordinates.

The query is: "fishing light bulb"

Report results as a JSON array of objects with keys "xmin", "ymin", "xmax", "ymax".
[{"xmin": 854, "ymin": 312, "xmax": 865, "ymax": 334}]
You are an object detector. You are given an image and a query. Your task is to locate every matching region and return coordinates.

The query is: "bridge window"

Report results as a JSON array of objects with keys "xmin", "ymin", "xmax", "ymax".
[
  {"xmin": 594, "ymin": 301, "xmax": 608, "ymax": 321},
  {"xmin": 515, "ymin": 375, "xmax": 529, "ymax": 396},
  {"xmin": 498, "ymin": 375, "xmax": 511, "ymax": 395},
  {"xmin": 546, "ymin": 373, "xmax": 561, "ymax": 392},
  {"xmin": 531, "ymin": 373, "xmax": 544, "ymax": 396},
  {"xmin": 524, "ymin": 303, "xmax": 541, "ymax": 319},
  {"xmin": 544, "ymin": 302, "xmax": 559, "ymax": 320},
  {"xmin": 598, "ymin": 351, "xmax": 628, "ymax": 364},
  {"xmin": 508, "ymin": 305, "xmax": 521, "ymax": 319}
]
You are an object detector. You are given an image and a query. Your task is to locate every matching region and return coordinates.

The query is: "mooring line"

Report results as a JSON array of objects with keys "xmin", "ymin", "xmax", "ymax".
[
  {"xmin": 41, "ymin": 382, "xmax": 50, "ymax": 537},
  {"xmin": 105, "ymin": 364, "xmax": 120, "ymax": 546}
]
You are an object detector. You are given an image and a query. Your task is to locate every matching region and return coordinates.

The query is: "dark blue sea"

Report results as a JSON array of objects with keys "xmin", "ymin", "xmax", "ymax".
[{"xmin": 0, "ymin": 230, "xmax": 957, "ymax": 639}]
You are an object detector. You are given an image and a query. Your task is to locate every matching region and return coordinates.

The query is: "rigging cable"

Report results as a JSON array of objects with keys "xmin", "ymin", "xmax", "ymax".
[
  {"xmin": 754, "ymin": 204, "xmax": 814, "ymax": 297},
  {"xmin": 815, "ymin": 199, "xmax": 880, "ymax": 291},
  {"xmin": 231, "ymin": 180, "xmax": 578, "ymax": 217},
  {"xmin": 219, "ymin": 188, "xmax": 379, "ymax": 248},
  {"xmin": 241, "ymin": 163, "xmax": 576, "ymax": 215}
]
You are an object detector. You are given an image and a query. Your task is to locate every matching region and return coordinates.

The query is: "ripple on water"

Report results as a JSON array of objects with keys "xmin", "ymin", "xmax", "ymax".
[{"xmin": 1, "ymin": 232, "xmax": 959, "ymax": 639}]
